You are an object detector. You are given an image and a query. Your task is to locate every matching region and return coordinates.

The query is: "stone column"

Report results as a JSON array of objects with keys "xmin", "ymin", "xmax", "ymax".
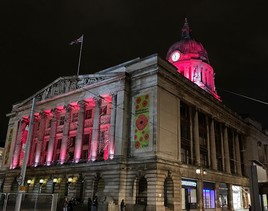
[
  {"xmin": 189, "ymin": 107, "xmax": 194, "ymax": 164},
  {"xmin": 220, "ymin": 124, "xmax": 225, "ymax": 172},
  {"xmin": 227, "ymin": 183, "xmax": 234, "ymax": 211},
  {"xmin": 193, "ymin": 108, "xmax": 200, "ymax": 166},
  {"xmin": 223, "ymin": 126, "xmax": 231, "ymax": 174},
  {"xmin": 28, "ymin": 114, "xmax": 40, "ymax": 165},
  {"xmin": 46, "ymin": 108, "xmax": 60, "ymax": 165},
  {"xmin": 114, "ymin": 90, "xmax": 128, "ymax": 157},
  {"xmin": 90, "ymin": 98, "xmax": 101, "ymax": 161},
  {"xmin": 210, "ymin": 119, "xmax": 217, "ymax": 170},
  {"xmin": 235, "ymin": 133, "xmax": 242, "ymax": 176},
  {"xmin": 12, "ymin": 117, "xmax": 28, "ymax": 168},
  {"xmin": 33, "ymin": 111, "xmax": 48, "ymax": 166},
  {"xmin": 214, "ymin": 182, "xmax": 220, "ymax": 210},
  {"xmin": 108, "ymin": 94, "xmax": 116, "ymax": 160},
  {"xmin": 74, "ymin": 100, "xmax": 87, "ymax": 163},
  {"xmin": 173, "ymin": 174, "xmax": 181, "ymax": 211},
  {"xmin": 177, "ymin": 99, "xmax": 181, "ymax": 162},
  {"xmin": 197, "ymin": 177, "xmax": 203, "ymax": 211},
  {"xmin": 60, "ymin": 105, "xmax": 73, "ymax": 164},
  {"xmin": 206, "ymin": 116, "xmax": 211, "ymax": 167}
]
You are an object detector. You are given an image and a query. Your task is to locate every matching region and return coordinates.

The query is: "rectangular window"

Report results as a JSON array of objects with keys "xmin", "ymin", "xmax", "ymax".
[
  {"xmin": 57, "ymin": 139, "xmax": 62, "ymax": 149},
  {"xmin": 72, "ymin": 112, "xmax": 79, "ymax": 122},
  {"xmin": 48, "ymin": 119, "xmax": 52, "ymax": 128},
  {"xmin": 59, "ymin": 116, "xmax": 65, "ymax": 125},
  {"xmin": 45, "ymin": 141, "xmax": 49, "ymax": 151},
  {"xmin": 81, "ymin": 150, "xmax": 88, "ymax": 160},
  {"xmin": 83, "ymin": 134, "xmax": 90, "ymax": 145},
  {"xmin": 85, "ymin": 109, "xmax": 92, "ymax": 119},
  {"xmin": 68, "ymin": 137, "xmax": 75, "ymax": 147},
  {"xmin": 203, "ymin": 189, "xmax": 215, "ymax": 208},
  {"xmin": 100, "ymin": 106, "xmax": 107, "ymax": 116}
]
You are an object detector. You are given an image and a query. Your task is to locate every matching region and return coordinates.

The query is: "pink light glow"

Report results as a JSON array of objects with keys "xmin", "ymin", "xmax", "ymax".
[{"xmin": 168, "ymin": 56, "xmax": 221, "ymax": 101}]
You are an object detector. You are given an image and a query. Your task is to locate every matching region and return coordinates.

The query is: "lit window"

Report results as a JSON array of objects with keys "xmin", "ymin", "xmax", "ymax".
[
  {"xmin": 72, "ymin": 113, "xmax": 78, "ymax": 122},
  {"xmin": 85, "ymin": 109, "xmax": 92, "ymax": 119},
  {"xmin": 59, "ymin": 116, "xmax": 65, "ymax": 125}
]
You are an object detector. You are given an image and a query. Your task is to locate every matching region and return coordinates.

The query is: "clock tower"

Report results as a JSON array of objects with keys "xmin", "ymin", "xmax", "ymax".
[{"xmin": 166, "ymin": 18, "xmax": 220, "ymax": 101}]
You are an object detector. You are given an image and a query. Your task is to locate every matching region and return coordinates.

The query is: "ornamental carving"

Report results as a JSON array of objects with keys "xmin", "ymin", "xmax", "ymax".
[{"xmin": 35, "ymin": 76, "xmax": 109, "ymax": 102}]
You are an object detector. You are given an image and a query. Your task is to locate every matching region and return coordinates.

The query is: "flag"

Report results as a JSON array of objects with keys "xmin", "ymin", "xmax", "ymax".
[{"xmin": 69, "ymin": 35, "xmax": 83, "ymax": 45}]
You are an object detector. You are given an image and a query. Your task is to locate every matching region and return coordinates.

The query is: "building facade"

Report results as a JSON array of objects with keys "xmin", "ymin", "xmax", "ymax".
[{"xmin": 1, "ymin": 20, "xmax": 268, "ymax": 211}]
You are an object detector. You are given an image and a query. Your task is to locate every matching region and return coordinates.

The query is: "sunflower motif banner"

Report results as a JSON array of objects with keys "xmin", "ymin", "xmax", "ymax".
[{"xmin": 134, "ymin": 94, "xmax": 150, "ymax": 149}]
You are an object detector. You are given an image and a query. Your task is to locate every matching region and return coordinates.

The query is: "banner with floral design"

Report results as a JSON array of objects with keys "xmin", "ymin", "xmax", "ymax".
[{"xmin": 134, "ymin": 94, "xmax": 150, "ymax": 149}]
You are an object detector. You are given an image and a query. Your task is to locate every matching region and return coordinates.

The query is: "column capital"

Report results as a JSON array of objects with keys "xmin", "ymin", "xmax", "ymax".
[
  {"xmin": 64, "ymin": 104, "xmax": 76, "ymax": 112},
  {"xmin": 22, "ymin": 116, "xmax": 30, "ymax": 124},
  {"xmin": 93, "ymin": 96, "xmax": 102, "ymax": 102},
  {"xmin": 34, "ymin": 113, "xmax": 40, "ymax": 122},
  {"xmin": 109, "ymin": 92, "xmax": 117, "ymax": 97},
  {"xmin": 51, "ymin": 107, "xmax": 63, "ymax": 114},
  {"xmin": 39, "ymin": 110, "xmax": 51, "ymax": 118}
]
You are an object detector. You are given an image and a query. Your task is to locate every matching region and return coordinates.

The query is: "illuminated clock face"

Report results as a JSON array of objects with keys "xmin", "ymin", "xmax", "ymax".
[{"xmin": 171, "ymin": 51, "xmax": 180, "ymax": 62}]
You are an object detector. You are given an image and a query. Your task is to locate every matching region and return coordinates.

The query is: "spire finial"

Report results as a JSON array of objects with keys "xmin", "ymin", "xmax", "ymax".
[{"xmin": 181, "ymin": 18, "xmax": 191, "ymax": 39}]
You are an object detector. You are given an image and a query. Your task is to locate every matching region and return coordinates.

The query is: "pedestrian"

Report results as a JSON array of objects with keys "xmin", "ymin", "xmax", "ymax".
[
  {"xmin": 68, "ymin": 197, "xmax": 74, "ymax": 211},
  {"xmin": 63, "ymin": 197, "xmax": 68, "ymax": 211},
  {"xmin": 88, "ymin": 197, "xmax": 92, "ymax": 211},
  {"xmin": 249, "ymin": 204, "xmax": 251, "ymax": 211},
  {"xmin": 92, "ymin": 196, "xmax": 98, "ymax": 211},
  {"xmin": 120, "ymin": 199, "xmax": 126, "ymax": 211}
]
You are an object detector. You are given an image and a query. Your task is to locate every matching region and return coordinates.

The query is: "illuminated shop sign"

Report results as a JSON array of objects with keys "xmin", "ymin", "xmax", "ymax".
[{"xmin": 182, "ymin": 180, "xmax": 197, "ymax": 187}]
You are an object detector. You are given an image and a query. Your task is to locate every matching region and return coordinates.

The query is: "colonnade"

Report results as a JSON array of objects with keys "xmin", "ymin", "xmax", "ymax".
[
  {"xmin": 178, "ymin": 100, "xmax": 243, "ymax": 176},
  {"xmin": 11, "ymin": 94, "xmax": 117, "ymax": 169}
]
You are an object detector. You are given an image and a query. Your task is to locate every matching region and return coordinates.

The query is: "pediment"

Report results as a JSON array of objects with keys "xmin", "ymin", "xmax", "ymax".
[{"xmin": 18, "ymin": 73, "xmax": 120, "ymax": 107}]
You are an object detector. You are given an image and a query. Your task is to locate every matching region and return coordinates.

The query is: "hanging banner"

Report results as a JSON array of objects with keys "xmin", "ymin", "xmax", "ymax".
[
  {"xmin": 4, "ymin": 128, "xmax": 13, "ymax": 165},
  {"xmin": 134, "ymin": 94, "xmax": 150, "ymax": 149}
]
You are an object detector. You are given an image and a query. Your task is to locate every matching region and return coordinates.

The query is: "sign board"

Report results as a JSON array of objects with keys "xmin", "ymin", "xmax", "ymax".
[
  {"xmin": 16, "ymin": 175, "xmax": 23, "ymax": 186},
  {"xmin": 19, "ymin": 186, "xmax": 26, "ymax": 192}
]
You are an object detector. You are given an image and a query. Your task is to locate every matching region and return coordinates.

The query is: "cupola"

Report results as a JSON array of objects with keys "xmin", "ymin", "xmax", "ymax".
[{"xmin": 166, "ymin": 18, "xmax": 220, "ymax": 101}]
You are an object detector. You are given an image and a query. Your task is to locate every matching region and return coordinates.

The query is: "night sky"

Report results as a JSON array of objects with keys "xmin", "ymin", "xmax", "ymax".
[{"xmin": 1, "ymin": 0, "xmax": 268, "ymax": 145}]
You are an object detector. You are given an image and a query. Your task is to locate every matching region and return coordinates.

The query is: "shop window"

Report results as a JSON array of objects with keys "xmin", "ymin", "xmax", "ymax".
[
  {"xmin": 203, "ymin": 189, "xmax": 215, "ymax": 208},
  {"xmin": 232, "ymin": 185, "xmax": 242, "ymax": 209}
]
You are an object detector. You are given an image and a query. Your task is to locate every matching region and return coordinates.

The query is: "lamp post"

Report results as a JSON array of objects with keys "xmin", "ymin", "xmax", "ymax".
[
  {"xmin": 14, "ymin": 97, "xmax": 36, "ymax": 211},
  {"xmin": 65, "ymin": 177, "xmax": 73, "ymax": 196},
  {"xmin": 52, "ymin": 178, "xmax": 58, "ymax": 194},
  {"xmin": 34, "ymin": 178, "xmax": 44, "ymax": 210},
  {"xmin": 26, "ymin": 179, "xmax": 32, "ymax": 192},
  {"xmin": 196, "ymin": 167, "xmax": 207, "ymax": 210}
]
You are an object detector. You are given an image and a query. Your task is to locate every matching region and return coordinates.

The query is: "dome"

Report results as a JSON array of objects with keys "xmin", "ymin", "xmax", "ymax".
[{"xmin": 166, "ymin": 18, "xmax": 210, "ymax": 64}]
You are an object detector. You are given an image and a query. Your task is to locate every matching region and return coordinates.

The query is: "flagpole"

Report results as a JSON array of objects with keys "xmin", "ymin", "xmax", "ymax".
[
  {"xmin": 15, "ymin": 97, "xmax": 36, "ymax": 211},
  {"xmin": 76, "ymin": 34, "xmax": 84, "ymax": 76}
]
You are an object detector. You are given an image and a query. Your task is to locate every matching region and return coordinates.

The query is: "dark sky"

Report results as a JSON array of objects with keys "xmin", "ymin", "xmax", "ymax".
[{"xmin": 1, "ymin": 0, "xmax": 268, "ymax": 144}]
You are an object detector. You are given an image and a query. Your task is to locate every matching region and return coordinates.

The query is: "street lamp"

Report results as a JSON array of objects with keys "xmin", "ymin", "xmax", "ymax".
[
  {"xmin": 52, "ymin": 178, "xmax": 60, "ymax": 193},
  {"xmin": 196, "ymin": 168, "xmax": 207, "ymax": 210}
]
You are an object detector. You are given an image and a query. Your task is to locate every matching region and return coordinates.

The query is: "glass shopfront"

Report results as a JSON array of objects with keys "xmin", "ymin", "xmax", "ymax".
[
  {"xmin": 219, "ymin": 183, "xmax": 228, "ymax": 208},
  {"xmin": 181, "ymin": 180, "xmax": 197, "ymax": 210},
  {"xmin": 203, "ymin": 182, "xmax": 215, "ymax": 208},
  {"xmin": 232, "ymin": 185, "xmax": 243, "ymax": 209}
]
